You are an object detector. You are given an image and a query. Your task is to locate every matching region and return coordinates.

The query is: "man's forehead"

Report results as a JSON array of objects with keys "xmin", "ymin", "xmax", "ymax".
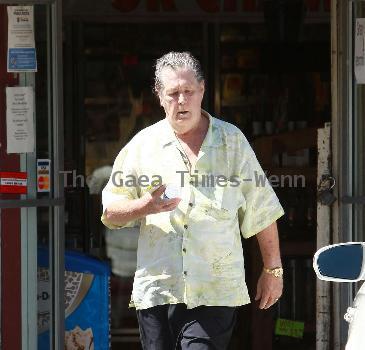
[{"xmin": 160, "ymin": 67, "xmax": 198, "ymax": 86}]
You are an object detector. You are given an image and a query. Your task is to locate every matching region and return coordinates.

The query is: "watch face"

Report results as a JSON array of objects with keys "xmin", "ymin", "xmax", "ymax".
[
  {"xmin": 273, "ymin": 268, "xmax": 283, "ymax": 277},
  {"xmin": 264, "ymin": 267, "xmax": 283, "ymax": 277}
]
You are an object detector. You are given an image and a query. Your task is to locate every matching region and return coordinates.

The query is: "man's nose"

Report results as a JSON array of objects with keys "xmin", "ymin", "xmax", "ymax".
[{"xmin": 178, "ymin": 93, "xmax": 186, "ymax": 104}]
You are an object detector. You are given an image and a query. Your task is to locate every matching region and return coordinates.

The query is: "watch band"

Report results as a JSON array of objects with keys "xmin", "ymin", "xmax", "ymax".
[{"xmin": 263, "ymin": 266, "xmax": 283, "ymax": 278}]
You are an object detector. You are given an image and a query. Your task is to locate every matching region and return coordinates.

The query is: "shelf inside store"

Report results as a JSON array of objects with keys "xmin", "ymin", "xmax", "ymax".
[
  {"xmin": 220, "ymin": 68, "xmax": 261, "ymax": 74},
  {"xmin": 221, "ymin": 98, "xmax": 257, "ymax": 107},
  {"xmin": 252, "ymin": 127, "xmax": 318, "ymax": 167},
  {"xmin": 220, "ymin": 42, "xmax": 330, "ymax": 72},
  {"xmin": 265, "ymin": 167, "xmax": 317, "ymax": 184},
  {"xmin": 84, "ymin": 47, "xmax": 123, "ymax": 56},
  {"xmin": 84, "ymin": 97, "xmax": 119, "ymax": 106},
  {"xmin": 220, "ymin": 41, "xmax": 329, "ymax": 48},
  {"xmin": 84, "ymin": 46, "xmax": 202, "ymax": 59},
  {"xmin": 253, "ymin": 127, "xmax": 317, "ymax": 151}
]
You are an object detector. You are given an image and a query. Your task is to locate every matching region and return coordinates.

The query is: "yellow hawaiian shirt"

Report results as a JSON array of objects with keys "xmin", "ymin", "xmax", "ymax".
[{"xmin": 101, "ymin": 110, "xmax": 284, "ymax": 310}]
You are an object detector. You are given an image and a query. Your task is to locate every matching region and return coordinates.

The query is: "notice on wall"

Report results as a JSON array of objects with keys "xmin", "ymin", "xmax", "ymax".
[
  {"xmin": 355, "ymin": 18, "xmax": 365, "ymax": 84},
  {"xmin": 7, "ymin": 6, "xmax": 37, "ymax": 72},
  {"xmin": 6, "ymin": 87, "xmax": 35, "ymax": 154}
]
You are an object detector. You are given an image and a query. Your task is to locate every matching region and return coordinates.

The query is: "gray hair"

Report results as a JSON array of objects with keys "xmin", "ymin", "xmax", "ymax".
[{"xmin": 153, "ymin": 51, "xmax": 204, "ymax": 96}]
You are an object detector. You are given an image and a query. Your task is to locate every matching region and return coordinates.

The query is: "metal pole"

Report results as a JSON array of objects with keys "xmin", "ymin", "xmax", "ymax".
[{"xmin": 50, "ymin": 1, "xmax": 65, "ymax": 349}]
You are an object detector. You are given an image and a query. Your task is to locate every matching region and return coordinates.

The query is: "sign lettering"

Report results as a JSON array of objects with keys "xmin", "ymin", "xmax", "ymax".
[{"xmin": 107, "ymin": 0, "xmax": 330, "ymax": 14}]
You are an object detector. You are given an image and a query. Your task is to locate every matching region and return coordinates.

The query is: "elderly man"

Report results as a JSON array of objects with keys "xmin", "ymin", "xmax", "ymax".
[{"xmin": 101, "ymin": 52, "xmax": 284, "ymax": 350}]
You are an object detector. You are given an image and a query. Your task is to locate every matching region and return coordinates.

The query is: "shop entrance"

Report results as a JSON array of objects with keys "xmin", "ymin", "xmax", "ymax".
[
  {"xmin": 62, "ymin": 2, "xmax": 331, "ymax": 349},
  {"xmin": 0, "ymin": 2, "xmax": 64, "ymax": 350}
]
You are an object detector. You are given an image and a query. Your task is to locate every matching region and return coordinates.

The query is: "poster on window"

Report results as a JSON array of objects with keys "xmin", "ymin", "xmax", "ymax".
[
  {"xmin": 37, "ymin": 248, "xmax": 111, "ymax": 350},
  {"xmin": 355, "ymin": 18, "xmax": 365, "ymax": 84},
  {"xmin": 6, "ymin": 87, "xmax": 35, "ymax": 154},
  {"xmin": 7, "ymin": 6, "xmax": 37, "ymax": 72}
]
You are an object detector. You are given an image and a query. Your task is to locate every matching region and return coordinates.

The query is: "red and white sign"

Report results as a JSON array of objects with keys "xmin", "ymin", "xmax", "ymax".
[
  {"xmin": 65, "ymin": 0, "xmax": 330, "ymax": 20},
  {"xmin": 0, "ymin": 171, "xmax": 27, "ymax": 194}
]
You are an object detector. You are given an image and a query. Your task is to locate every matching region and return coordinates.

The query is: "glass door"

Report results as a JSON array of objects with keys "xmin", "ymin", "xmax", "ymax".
[
  {"xmin": 0, "ymin": 1, "xmax": 64, "ymax": 350},
  {"xmin": 334, "ymin": 0, "xmax": 365, "ymax": 347},
  {"xmin": 350, "ymin": 1, "xmax": 365, "ymax": 247}
]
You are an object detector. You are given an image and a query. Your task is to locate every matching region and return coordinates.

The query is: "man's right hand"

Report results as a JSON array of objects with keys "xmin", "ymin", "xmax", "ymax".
[
  {"xmin": 103, "ymin": 185, "xmax": 181, "ymax": 228},
  {"xmin": 141, "ymin": 185, "xmax": 181, "ymax": 215}
]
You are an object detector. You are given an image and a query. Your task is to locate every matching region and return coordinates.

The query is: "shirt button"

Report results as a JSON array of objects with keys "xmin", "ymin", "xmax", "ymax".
[
  {"xmin": 183, "ymin": 271, "xmax": 187, "ymax": 276},
  {"xmin": 184, "ymin": 224, "xmax": 188, "ymax": 229},
  {"xmin": 183, "ymin": 248, "xmax": 186, "ymax": 253},
  {"xmin": 189, "ymin": 202, "xmax": 193, "ymax": 207}
]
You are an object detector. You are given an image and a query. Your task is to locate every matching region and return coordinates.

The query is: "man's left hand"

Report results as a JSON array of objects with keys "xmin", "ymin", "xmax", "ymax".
[{"xmin": 255, "ymin": 270, "xmax": 283, "ymax": 310}]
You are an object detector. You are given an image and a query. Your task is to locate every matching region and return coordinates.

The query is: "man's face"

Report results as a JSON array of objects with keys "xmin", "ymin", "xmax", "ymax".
[{"xmin": 159, "ymin": 67, "xmax": 205, "ymax": 134}]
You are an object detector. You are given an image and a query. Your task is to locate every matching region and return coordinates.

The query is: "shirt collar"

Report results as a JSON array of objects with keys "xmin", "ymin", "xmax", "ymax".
[{"xmin": 159, "ymin": 109, "xmax": 217, "ymax": 148}]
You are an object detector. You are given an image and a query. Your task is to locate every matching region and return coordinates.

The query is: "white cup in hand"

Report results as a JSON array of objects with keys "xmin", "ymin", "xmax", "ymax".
[{"xmin": 163, "ymin": 183, "xmax": 181, "ymax": 199}]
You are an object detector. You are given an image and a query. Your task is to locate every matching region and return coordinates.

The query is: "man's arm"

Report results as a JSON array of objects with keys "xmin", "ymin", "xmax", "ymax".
[
  {"xmin": 103, "ymin": 185, "xmax": 180, "ymax": 227},
  {"xmin": 255, "ymin": 222, "xmax": 283, "ymax": 309}
]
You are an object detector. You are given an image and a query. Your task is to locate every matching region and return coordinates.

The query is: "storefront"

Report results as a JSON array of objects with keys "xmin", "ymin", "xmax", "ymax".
[
  {"xmin": 1, "ymin": 0, "xmax": 363, "ymax": 349},
  {"xmin": 0, "ymin": 1, "xmax": 64, "ymax": 350}
]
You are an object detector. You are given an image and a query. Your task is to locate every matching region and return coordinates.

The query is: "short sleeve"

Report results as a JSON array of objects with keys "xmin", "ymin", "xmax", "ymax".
[
  {"xmin": 101, "ymin": 144, "xmax": 139, "ymax": 230},
  {"xmin": 238, "ymin": 139, "xmax": 284, "ymax": 239}
]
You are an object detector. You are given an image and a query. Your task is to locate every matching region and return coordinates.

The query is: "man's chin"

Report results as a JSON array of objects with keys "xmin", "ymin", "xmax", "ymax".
[
  {"xmin": 171, "ymin": 121, "xmax": 192, "ymax": 134},
  {"xmin": 174, "ymin": 115, "xmax": 191, "ymax": 126},
  {"xmin": 167, "ymin": 113, "xmax": 199, "ymax": 133}
]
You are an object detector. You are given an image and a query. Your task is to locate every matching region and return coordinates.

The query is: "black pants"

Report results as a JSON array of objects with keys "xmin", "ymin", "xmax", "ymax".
[{"xmin": 136, "ymin": 304, "xmax": 237, "ymax": 350}]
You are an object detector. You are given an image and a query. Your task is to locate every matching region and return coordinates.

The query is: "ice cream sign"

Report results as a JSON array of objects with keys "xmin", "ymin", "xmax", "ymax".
[{"xmin": 37, "ymin": 248, "xmax": 111, "ymax": 350}]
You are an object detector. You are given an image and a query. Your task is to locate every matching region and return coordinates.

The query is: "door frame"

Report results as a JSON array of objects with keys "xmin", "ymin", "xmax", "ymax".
[
  {"xmin": 0, "ymin": 1, "xmax": 64, "ymax": 349},
  {"xmin": 331, "ymin": 0, "xmax": 365, "ymax": 348}
]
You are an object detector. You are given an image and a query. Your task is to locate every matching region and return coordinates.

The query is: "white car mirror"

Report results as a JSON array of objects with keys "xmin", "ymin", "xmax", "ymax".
[{"xmin": 313, "ymin": 243, "xmax": 365, "ymax": 282}]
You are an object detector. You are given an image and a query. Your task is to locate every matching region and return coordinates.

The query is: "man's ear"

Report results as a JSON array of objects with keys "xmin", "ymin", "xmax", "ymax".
[
  {"xmin": 158, "ymin": 92, "xmax": 164, "ymax": 106},
  {"xmin": 200, "ymin": 81, "xmax": 205, "ymax": 95}
]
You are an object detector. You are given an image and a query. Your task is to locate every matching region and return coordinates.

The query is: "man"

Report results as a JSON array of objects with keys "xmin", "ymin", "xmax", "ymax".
[{"xmin": 101, "ymin": 52, "xmax": 284, "ymax": 350}]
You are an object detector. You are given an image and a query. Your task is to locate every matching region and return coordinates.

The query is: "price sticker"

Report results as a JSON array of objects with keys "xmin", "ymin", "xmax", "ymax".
[{"xmin": 275, "ymin": 318, "xmax": 305, "ymax": 339}]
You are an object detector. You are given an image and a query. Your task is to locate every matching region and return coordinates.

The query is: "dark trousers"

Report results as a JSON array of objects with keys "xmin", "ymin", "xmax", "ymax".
[{"xmin": 136, "ymin": 304, "xmax": 237, "ymax": 350}]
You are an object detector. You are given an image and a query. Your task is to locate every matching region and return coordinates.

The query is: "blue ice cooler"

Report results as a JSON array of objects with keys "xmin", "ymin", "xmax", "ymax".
[{"xmin": 37, "ymin": 247, "xmax": 111, "ymax": 350}]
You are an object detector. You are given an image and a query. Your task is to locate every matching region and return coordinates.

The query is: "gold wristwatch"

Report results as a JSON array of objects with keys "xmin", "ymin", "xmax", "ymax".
[{"xmin": 263, "ymin": 266, "xmax": 283, "ymax": 278}]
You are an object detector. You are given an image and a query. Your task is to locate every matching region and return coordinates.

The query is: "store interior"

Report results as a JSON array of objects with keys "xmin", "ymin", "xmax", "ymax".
[{"xmin": 60, "ymin": 2, "xmax": 331, "ymax": 349}]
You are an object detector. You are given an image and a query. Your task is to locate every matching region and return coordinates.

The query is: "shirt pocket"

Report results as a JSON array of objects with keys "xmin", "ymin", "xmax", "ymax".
[{"xmin": 199, "ymin": 182, "xmax": 244, "ymax": 220}]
